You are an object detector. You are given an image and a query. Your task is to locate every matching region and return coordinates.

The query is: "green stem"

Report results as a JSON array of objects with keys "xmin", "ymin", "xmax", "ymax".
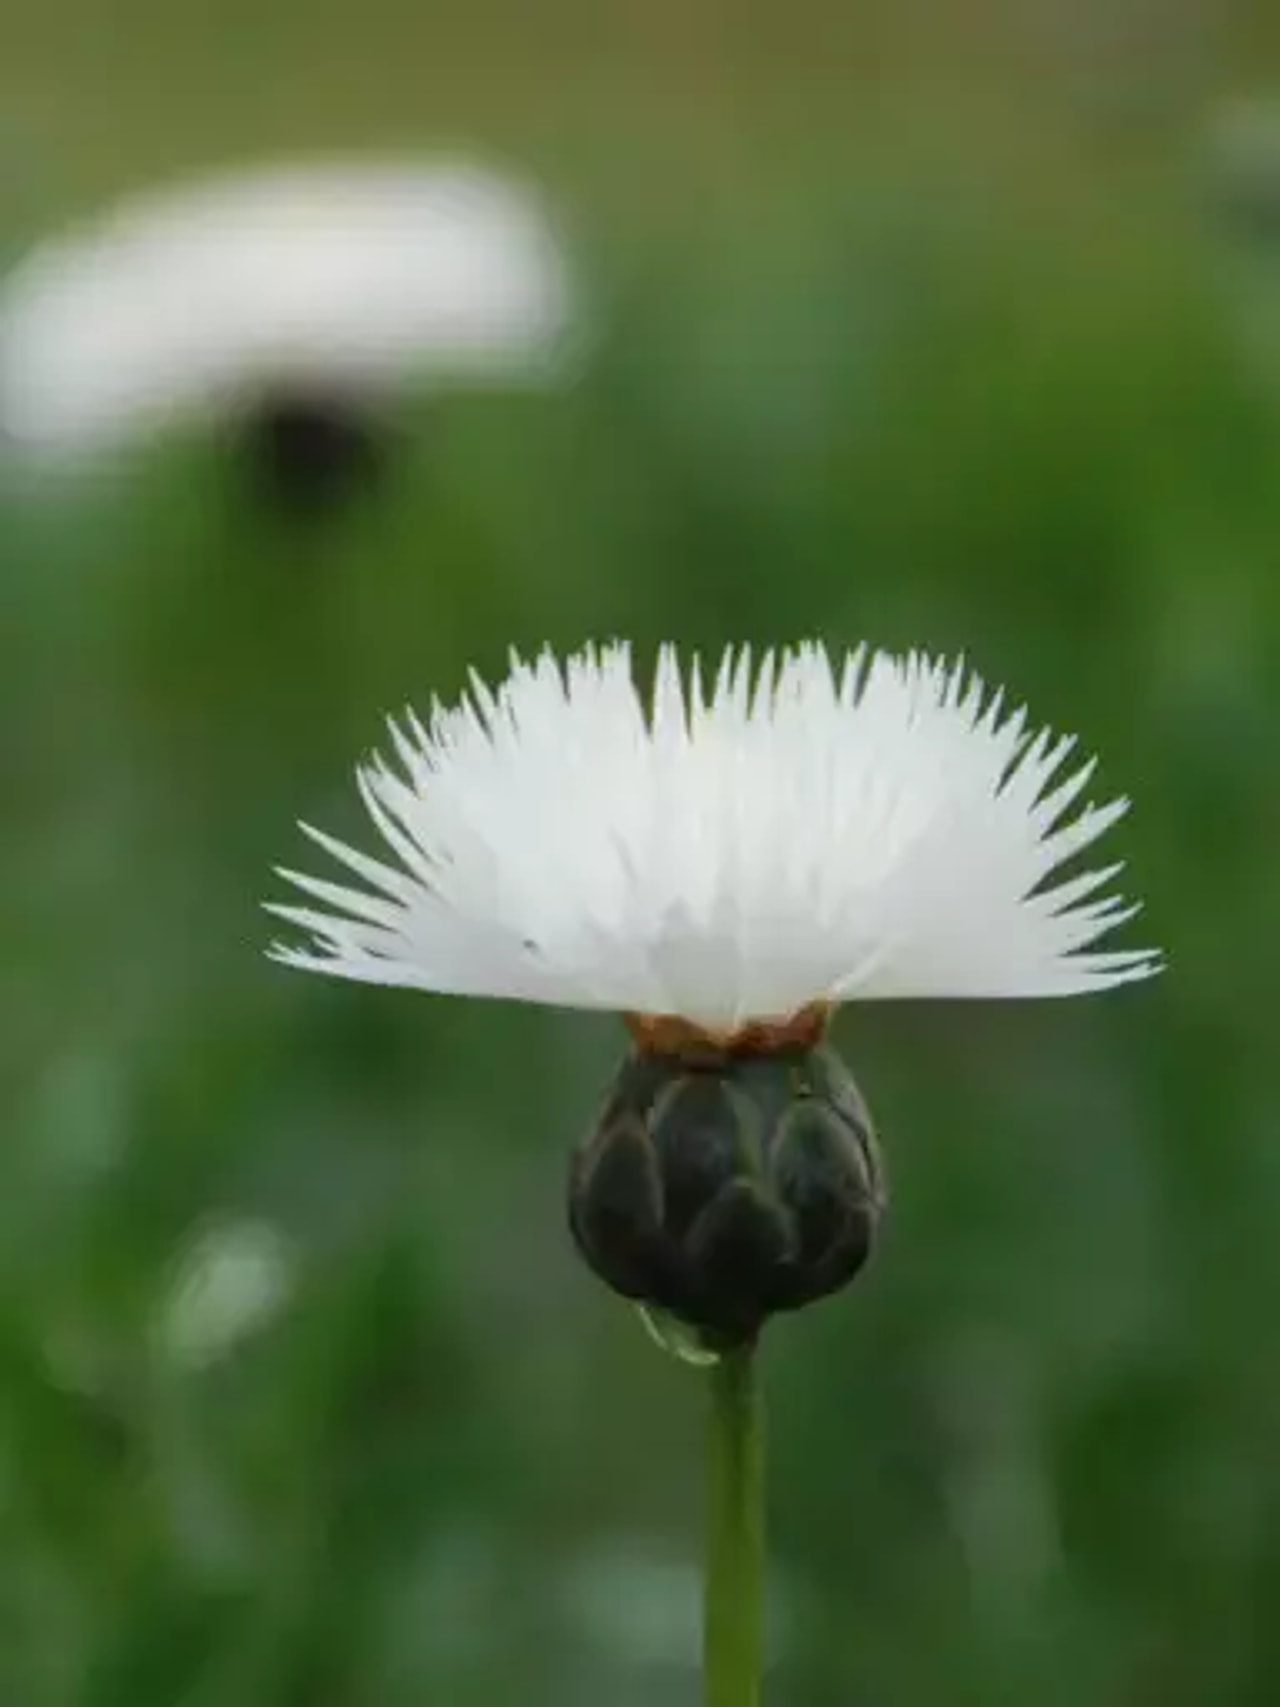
[{"xmin": 704, "ymin": 1344, "xmax": 765, "ymax": 1707}]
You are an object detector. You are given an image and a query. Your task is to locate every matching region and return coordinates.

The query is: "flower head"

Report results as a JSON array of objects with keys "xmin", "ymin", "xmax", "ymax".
[
  {"xmin": 0, "ymin": 157, "xmax": 573, "ymax": 466},
  {"xmin": 269, "ymin": 641, "xmax": 1159, "ymax": 1037}
]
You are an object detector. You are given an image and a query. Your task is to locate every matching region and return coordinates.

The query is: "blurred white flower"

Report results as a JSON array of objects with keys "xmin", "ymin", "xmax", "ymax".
[
  {"xmin": 1204, "ymin": 96, "xmax": 1280, "ymax": 239},
  {"xmin": 0, "ymin": 158, "xmax": 574, "ymax": 465},
  {"xmin": 557, "ymin": 1536, "xmax": 794, "ymax": 1671},
  {"xmin": 269, "ymin": 641, "xmax": 1159, "ymax": 1038},
  {"xmin": 156, "ymin": 1218, "xmax": 296, "ymax": 1368},
  {"xmin": 558, "ymin": 1542, "xmax": 704, "ymax": 1668},
  {"xmin": 1202, "ymin": 97, "xmax": 1280, "ymax": 394}
]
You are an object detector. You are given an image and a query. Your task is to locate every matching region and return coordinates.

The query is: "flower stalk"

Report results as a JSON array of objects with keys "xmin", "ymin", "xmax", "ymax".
[
  {"xmin": 705, "ymin": 1345, "xmax": 765, "ymax": 1707},
  {"xmin": 267, "ymin": 638, "xmax": 1161, "ymax": 1707}
]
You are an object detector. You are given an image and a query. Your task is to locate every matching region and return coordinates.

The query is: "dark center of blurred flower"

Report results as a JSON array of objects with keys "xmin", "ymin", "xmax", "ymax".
[{"xmin": 245, "ymin": 395, "xmax": 383, "ymax": 516}]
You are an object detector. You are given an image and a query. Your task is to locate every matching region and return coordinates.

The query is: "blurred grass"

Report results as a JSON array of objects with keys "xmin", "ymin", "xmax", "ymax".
[{"xmin": 5, "ymin": 5, "xmax": 1280, "ymax": 1703}]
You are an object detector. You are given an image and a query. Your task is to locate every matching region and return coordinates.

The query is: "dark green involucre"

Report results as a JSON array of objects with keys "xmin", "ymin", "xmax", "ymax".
[{"xmin": 568, "ymin": 1041, "xmax": 885, "ymax": 1350}]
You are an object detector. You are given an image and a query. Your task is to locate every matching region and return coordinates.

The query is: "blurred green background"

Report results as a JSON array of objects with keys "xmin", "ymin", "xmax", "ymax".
[{"xmin": 5, "ymin": 2, "xmax": 1280, "ymax": 1702}]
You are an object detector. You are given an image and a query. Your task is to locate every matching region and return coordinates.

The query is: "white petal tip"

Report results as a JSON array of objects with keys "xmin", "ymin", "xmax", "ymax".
[{"xmin": 264, "ymin": 641, "xmax": 1160, "ymax": 1023}]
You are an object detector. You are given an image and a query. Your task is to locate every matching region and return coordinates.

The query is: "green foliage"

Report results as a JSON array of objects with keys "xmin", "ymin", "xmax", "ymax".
[{"xmin": 4, "ymin": 120, "xmax": 1279, "ymax": 1706}]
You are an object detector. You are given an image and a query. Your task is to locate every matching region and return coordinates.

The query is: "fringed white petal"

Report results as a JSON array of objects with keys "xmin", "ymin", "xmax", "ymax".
[{"xmin": 269, "ymin": 642, "xmax": 1161, "ymax": 1028}]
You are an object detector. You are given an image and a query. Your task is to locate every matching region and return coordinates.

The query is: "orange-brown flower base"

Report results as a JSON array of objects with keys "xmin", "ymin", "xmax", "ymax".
[
  {"xmin": 569, "ymin": 1018, "xmax": 884, "ymax": 1350},
  {"xmin": 624, "ymin": 1002, "xmax": 831, "ymax": 1066}
]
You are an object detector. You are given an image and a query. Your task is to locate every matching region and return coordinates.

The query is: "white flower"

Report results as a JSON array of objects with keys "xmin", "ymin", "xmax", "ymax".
[
  {"xmin": 0, "ymin": 157, "xmax": 573, "ymax": 464},
  {"xmin": 268, "ymin": 642, "xmax": 1159, "ymax": 1035},
  {"xmin": 1205, "ymin": 96, "xmax": 1280, "ymax": 229},
  {"xmin": 155, "ymin": 1218, "xmax": 296, "ymax": 1369}
]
